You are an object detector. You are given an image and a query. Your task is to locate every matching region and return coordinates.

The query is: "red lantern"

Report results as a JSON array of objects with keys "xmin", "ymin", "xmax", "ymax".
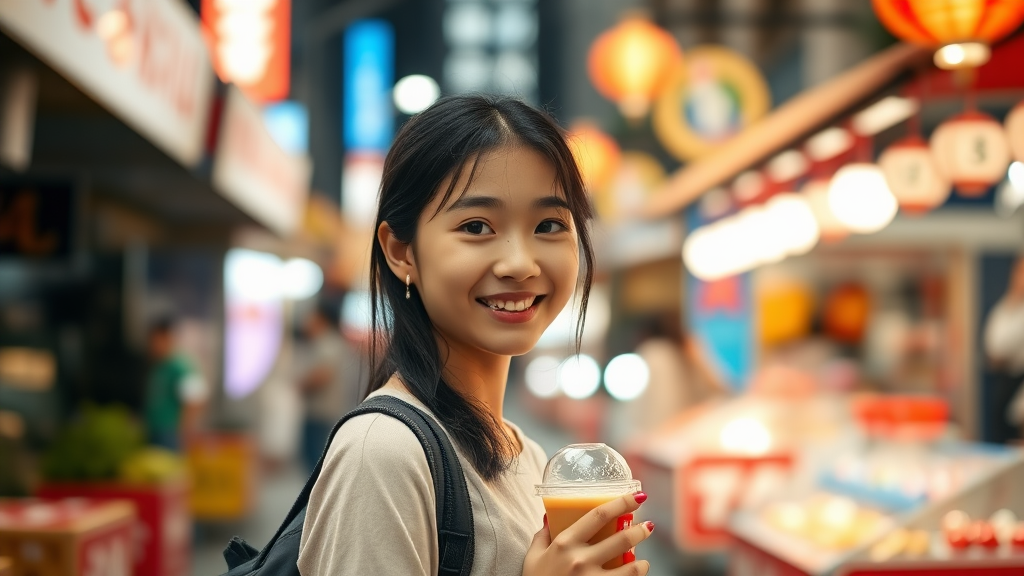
[
  {"xmin": 823, "ymin": 283, "xmax": 871, "ymax": 344},
  {"xmin": 1007, "ymin": 100, "xmax": 1024, "ymax": 162},
  {"xmin": 587, "ymin": 15, "xmax": 683, "ymax": 119},
  {"xmin": 930, "ymin": 111, "xmax": 1011, "ymax": 197},
  {"xmin": 878, "ymin": 135, "xmax": 952, "ymax": 214},
  {"xmin": 872, "ymin": 0, "xmax": 1024, "ymax": 69}
]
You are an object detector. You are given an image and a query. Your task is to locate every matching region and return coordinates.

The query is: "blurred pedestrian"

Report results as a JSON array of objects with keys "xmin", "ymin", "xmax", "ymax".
[
  {"xmin": 984, "ymin": 256, "xmax": 1024, "ymax": 443},
  {"xmin": 143, "ymin": 317, "xmax": 207, "ymax": 451},
  {"xmin": 294, "ymin": 302, "xmax": 360, "ymax": 473}
]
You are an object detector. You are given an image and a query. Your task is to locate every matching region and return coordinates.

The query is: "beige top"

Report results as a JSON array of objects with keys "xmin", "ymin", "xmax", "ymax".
[{"xmin": 298, "ymin": 387, "xmax": 547, "ymax": 576}]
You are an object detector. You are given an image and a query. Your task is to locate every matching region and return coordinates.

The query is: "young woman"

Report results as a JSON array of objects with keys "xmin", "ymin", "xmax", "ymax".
[{"xmin": 298, "ymin": 95, "xmax": 653, "ymax": 576}]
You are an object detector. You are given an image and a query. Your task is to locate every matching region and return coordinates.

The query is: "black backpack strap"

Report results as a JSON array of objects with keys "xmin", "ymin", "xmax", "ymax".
[{"xmin": 250, "ymin": 394, "xmax": 475, "ymax": 576}]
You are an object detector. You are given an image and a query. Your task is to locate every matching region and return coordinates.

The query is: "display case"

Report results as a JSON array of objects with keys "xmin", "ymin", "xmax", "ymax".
[
  {"xmin": 729, "ymin": 439, "xmax": 1024, "ymax": 575},
  {"xmin": 626, "ymin": 393, "xmax": 857, "ymax": 553}
]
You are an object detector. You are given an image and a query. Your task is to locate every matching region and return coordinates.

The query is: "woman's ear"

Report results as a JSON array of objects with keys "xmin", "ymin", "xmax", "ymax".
[{"xmin": 377, "ymin": 221, "xmax": 415, "ymax": 284}]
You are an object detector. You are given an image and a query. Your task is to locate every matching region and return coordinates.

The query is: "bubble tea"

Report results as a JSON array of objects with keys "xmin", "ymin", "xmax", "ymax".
[{"xmin": 536, "ymin": 443, "xmax": 642, "ymax": 569}]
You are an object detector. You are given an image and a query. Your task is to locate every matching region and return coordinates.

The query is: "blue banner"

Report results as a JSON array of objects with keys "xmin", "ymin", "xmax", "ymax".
[
  {"xmin": 343, "ymin": 19, "xmax": 394, "ymax": 153},
  {"xmin": 685, "ymin": 205, "xmax": 755, "ymax": 391}
]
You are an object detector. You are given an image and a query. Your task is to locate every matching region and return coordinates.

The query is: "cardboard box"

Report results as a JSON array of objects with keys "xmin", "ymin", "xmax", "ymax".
[
  {"xmin": 37, "ymin": 479, "xmax": 189, "ymax": 576},
  {"xmin": 0, "ymin": 498, "xmax": 135, "ymax": 576}
]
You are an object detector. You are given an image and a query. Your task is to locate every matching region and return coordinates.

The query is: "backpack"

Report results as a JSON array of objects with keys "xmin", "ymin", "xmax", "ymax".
[{"xmin": 219, "ymin": 395, "xmax": 475, "ymax": 576}]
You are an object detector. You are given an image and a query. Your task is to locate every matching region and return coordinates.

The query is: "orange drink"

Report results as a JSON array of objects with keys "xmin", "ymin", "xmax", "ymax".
[
  {"xmin": 536, "ymin": 444, "xmax": 642, "ymax": 570},
  {"xmin": 543, "ymin": 494, "xmax": 635, "ymax": 569}
]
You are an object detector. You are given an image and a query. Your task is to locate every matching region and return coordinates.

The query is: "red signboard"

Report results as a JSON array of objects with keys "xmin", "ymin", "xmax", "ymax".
[
  {"xmin": 679, "ymin": 454, "xmax": 793, "ymax": 550},
  {"xmin": 201, "ymin": 0, "xmax": 291, "ymax": 103}
]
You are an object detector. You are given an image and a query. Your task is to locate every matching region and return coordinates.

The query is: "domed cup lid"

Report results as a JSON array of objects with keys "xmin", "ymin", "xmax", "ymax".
[{"xmin": 535, "ymin": 443, "xmax": 641, "ymax": 497}]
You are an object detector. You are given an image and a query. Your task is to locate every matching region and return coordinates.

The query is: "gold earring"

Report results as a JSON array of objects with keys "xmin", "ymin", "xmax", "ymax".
[{"xmin": 405, "ymin": 274, "xmax": 411, "ymax": 300}]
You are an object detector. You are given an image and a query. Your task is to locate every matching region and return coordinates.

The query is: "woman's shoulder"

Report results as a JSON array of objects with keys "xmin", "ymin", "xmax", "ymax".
[{"xmin": 324, "ymin": 405, "xmax": 433, "ymax": 480}]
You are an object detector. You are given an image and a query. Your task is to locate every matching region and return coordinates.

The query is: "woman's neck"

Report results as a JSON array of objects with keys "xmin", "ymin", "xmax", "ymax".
[{"xmin": 438, "ymin": 341, "xmax": 511, "ymax": 425}]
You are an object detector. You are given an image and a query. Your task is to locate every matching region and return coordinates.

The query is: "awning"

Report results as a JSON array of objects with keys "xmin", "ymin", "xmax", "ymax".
[{"xmin": 642, "ymin": 42, "xmax": 932, "ymax": 219}]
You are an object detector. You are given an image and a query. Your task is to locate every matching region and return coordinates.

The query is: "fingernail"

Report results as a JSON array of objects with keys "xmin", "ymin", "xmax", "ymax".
[
  {"xmin": 645, "ymin": 521, "xmax": 655, "ymax": 533},
  {"xmin": 543, "ymin": 514, "xmax": 548, "ymax": 527},
  {"xmin": 634, "ymin": 492, "xmax": 648, "ymax": 504}
]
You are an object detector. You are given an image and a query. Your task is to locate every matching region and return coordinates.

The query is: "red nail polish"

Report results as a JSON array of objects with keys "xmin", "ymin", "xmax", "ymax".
[
  {"xmin": 543, "ymin": 514, "xmax": 548, "ymax": 527},
  {"xmin": 645, "ymin": 521, "xmax": 655, "ymax": 533},
  {"xmin": 634, "ymin": 492, "xmax": 648, "ymax": 504}
]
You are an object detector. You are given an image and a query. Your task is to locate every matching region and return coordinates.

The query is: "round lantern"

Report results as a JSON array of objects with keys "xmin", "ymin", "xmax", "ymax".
[
  {"xmin": 930, "ymin": 111, "xmax": 1012, "ymax": 197},
  {"xmin": 1006, "ymin": 101, "xmax": 1024, "ymax": 162},
  {"xmin": 587, "ymin": 15, "xmax": 683, "ymax": 119},
  {"xmin": 871, "ymin": 0, "xmax": 1024, "ymax": 69},
  {"xmin": 568, "ymin": 121, "xmax": 621, "ymax": 194},
  {"xmin": 764, "ymin": 192, "xmax": 820, "ymax": 256},
  {"xmin": 823, "ymin": 283, "xmax": 871, "ymax": 344},
  {"xmin": 828, "ymin": 164, "xmax": 899, "ymax": 234},
  {"xmin": 802, "ymin": 179, "xmax": 849, "ymax": 243},
  {"xmin": 878, "ymin": 135, "xmax": 952, "ymax": 214}
]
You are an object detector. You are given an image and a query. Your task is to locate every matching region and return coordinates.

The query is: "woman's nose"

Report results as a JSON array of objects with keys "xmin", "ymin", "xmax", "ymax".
[{"xmin": 492, "ymin": 235, "xmax": 541, "ymax": 281}]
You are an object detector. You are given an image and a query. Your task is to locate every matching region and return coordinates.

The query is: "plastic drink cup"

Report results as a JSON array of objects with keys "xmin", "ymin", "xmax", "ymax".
[{"xmin": 536, "ymin": 443, "xmax": 642, "ymax": 569}]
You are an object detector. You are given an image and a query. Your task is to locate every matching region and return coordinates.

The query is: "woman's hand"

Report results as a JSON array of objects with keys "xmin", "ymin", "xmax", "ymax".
[{"xmin": 523, "ymin": 492, "xmax": 653, "ymax": 576}]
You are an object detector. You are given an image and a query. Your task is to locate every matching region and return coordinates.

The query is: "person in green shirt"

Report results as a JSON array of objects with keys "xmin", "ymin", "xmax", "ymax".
[{"xmin": 143, "ymin": 318, "xmax": 207, "ymax": 451}]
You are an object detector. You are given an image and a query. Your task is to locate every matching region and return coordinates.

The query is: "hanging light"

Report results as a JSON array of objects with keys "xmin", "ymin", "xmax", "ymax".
[
  {"xmin": 871, "ymin": 0, "xmax": 1024, "ymax": 69},
  {"xmin": 930, "ymin": 111, "xmax": 1012, "ymax": 197},
  {"xmin": 802, "ymin": 179, "xmax": 849, "ymax": 243},
  {"xmin": 568, "ymin": 121, "xmax": 621, "ymax": 193},
  {"xmin": 764, "ymin": 192, "xmax": 820, "ymax": 256},
  {"xmin": 828, "ymin": 164, "xmax": 899, "ymax": 234},
  {"xmin": 587, "ymin": 14, "xmax": 683, "ymax": 119},
  {"xmin": 1006, "ymin": 101, "xmax": 1024, "ymax": 162},
  {"xmin": 878, "ymin": 135, "xmax": 951, "ymax": 214}
]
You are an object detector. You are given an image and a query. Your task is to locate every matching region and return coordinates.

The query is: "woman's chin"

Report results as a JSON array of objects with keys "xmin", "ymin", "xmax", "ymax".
[{"xmin": 479, "ymin": 336, "xmax": 544, "ymax": 358}]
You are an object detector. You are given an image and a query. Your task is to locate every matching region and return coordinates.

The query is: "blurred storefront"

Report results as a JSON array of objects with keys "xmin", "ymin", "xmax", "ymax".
[{"xmin": 0, "ymin": 1, "xmax": 314, "ymax": 573}]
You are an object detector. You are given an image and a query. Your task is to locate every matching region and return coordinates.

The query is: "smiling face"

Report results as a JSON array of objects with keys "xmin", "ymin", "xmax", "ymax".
[{"xmin": 407, "ymin": 145, "xmax": 580, "ymax": 358}]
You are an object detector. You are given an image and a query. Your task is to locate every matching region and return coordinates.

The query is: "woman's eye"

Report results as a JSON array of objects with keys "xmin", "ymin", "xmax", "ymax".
[
  {"xmin": 536, "ymin": 220, "xmax": 567, "ymax": 234},
  {"xmin": 461, "ymin": 221, "xmax": 493, "ymax": 235}
]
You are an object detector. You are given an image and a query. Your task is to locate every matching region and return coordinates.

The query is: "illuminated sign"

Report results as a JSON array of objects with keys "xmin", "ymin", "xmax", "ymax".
[
  {"xmin": 343, "ymin": 19, "xmax": 394, "ymax": 153},
  {"xmin": 201, "ymin": 0, "xmax": 291, "ymax": 103},
  {"xmin": 0, "ymin": 181, "xmax": 73, "ymax": 259},
  {"xmin": 0, "ymin": 0, "xmax": 215, "ymax": 168},
  {"xmin": 212, "ymin": 86, "xmax": 311, "ymax": 237}
]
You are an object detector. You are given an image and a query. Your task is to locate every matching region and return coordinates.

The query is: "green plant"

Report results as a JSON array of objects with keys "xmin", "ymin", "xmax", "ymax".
[{"xmin": 41, "ymin": 404, "xmax": 144, "ymax": 481}]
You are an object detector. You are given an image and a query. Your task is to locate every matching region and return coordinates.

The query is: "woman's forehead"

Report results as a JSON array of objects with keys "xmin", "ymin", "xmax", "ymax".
[{"xmin": 433, "ymin": 146, "xmax": 567, "ymax": 212}]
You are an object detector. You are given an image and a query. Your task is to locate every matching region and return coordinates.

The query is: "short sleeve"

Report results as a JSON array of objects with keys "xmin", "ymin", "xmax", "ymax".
[
  {"xmin": 298, "ymin": 413, "xmax": 438, "ymax": 576},
  {"xmin": 178, "ymin": 373, "xmax": 208, "ymax": 403}
]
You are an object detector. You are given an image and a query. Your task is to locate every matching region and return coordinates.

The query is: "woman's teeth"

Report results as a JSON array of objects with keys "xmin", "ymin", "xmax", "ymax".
[{"xmin": 483, "ymin": 296, "xmax": 536, "ymax": 311}]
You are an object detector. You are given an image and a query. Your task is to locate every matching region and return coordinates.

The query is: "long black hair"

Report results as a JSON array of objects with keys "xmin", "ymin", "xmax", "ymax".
[{"xmin": 367, "ymin": 94, "xmax": 596, "ymax": 480}]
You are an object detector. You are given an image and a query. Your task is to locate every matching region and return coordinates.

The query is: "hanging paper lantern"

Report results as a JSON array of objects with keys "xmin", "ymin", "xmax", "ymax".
[
  {"xmin": 871, "ymin": 0, "xmax": 1024, "ymax": 69},
  {"xmin": 878, "ymin": 135, "xmax": 951, "ymax": 214},
  {"xmin": 802, "ymin": 179, "xmax": 849, "ymax": 243},
  {"xmin": 568, "ymin": 121, "xmax": 621, "ymax": 195},
  {"xmin": 828, "ymin": 164, "xmax": 899, "ymax": 234},
  {"xmin": 1007, "ymin": 101, "xmax": 1024, "ymax": 162},
  {"xmin": 587, "ymin": 15, "xmax": 683, "ymax": 119},
  {"xmin": 823, "ymin": 283, "xmax": 871, "ymax": 344},
  {"xmin": 930, "ymin": 111, "xmax": 1012, "ymax": 197}
]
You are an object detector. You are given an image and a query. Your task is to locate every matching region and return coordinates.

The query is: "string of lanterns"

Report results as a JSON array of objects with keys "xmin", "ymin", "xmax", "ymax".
[
  {"xmin": 684, "ymin": 102, "xmax": 1024, "ymax": 281},
  {"xmin": 581, "ymin": 7, "xmax": 1024, "ymax": 282}
]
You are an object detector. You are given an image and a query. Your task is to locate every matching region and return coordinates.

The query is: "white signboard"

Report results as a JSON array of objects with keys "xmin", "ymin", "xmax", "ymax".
[
  {"xmin": 0, "ymin": 0, "xmax": 215, "ymax": 168},
  {"xmin": 213, "ymin": 86, "xmax": 311, "ymax": 237}
]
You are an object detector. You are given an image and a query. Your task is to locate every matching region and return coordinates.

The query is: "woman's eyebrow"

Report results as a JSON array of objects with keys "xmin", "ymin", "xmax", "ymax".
[
  {"xmin": 445, "ymin": 195, "xmax": 569, "ymax": 212},
  {"xmin": 534, "ymin": 196, "xmax": 570, "ymax": 210},
  {"xmin": 446, "ymin": 195, "xmax": 504, "ymax": 212}
]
